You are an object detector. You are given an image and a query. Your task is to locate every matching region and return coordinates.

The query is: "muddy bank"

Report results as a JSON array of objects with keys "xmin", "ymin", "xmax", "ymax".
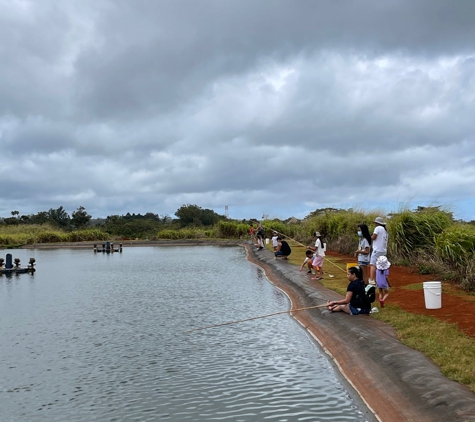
[{"xmin": 244, "ymin": 243, "xmax": 475, "ymax": 422}]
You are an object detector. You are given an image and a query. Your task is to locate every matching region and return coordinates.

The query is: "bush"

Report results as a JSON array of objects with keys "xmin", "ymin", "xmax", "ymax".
[{"xmin": 215, "ymin": 221, "xmax": 249, "ymax": 238}]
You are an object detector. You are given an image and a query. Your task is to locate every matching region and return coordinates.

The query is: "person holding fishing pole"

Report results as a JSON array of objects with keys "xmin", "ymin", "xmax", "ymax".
[
  {"xmin": 255, "ymin": 223, "xmax": 265, "ymax": 250},
  {"xmin": 326, "ymin": 266, "xmax": 371, "ymax": 315},
  {"xmin": 307, "ymin": 231, "xmax": 325, "ymax": 280}
]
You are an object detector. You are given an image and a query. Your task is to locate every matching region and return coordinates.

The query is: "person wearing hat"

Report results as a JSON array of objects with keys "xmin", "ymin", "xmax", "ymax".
[
  {"xmin": 307, "ymin": 231, "xmax": 325, "ymax": 280},
  {"xmin": 368, "ymin": 216, "xmax": 388, "ymax": 286},
  {"xmin": 375, "ymin": 256, "xmax": 391, "ymax": 307}
]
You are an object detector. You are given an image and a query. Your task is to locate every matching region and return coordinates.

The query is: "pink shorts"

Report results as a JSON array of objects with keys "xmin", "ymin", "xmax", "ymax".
[{"xmin": 312, "ymin": 255, "xmax": 324, "ymax": 267}]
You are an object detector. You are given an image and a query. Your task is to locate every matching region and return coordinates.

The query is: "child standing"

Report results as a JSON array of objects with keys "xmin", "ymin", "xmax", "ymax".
[
  {"xmin": 375, "ymin": 256, "xmax": 391, "ymax": 307},
  {"xmin": 308, "ymin": 231, "xmax": 325, "ymax": 280},
  {"xmin": 355, "ymin": 223, "xmax": 372, "ymax": 284}
]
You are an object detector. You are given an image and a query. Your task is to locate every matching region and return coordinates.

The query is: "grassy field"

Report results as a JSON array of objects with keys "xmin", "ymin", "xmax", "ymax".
[{"xmin": 271, "ymin": 241, "xmax": 475, "ymax": 393}]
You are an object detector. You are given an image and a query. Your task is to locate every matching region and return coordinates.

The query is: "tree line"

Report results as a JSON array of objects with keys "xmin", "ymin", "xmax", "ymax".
[{"xmin": 1, "ymin": 204, "xmax": 228, "ymax": 237}]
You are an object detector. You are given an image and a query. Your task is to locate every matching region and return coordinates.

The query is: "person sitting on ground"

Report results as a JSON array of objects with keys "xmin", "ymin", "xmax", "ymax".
[
  {"xmin": 326, "ymin": 266, "xmax": 371, "ymax": 315},
  {"xmin": 274, "ymin": 237, "xmax": 291, "ymax": 260},
  {"xmin": 375, "ymin": 256, "xmax": 391, "ymax": 308},
  {"xmin": 299, "ymin": 250, "xmax": 315, "ymax": 274},
  {"xmin": 271, "ymin": 231, "xmax": 279, "ymax": 251}
]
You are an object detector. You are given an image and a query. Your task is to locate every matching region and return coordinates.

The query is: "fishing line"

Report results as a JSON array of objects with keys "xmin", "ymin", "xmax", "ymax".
[
  {"xmin": 182, "ymin": 303, "xmax": 328, "ymax": 334},
  {"xmin": 264, "ymin": 226, "xmax": 347, "ymax": 273}
]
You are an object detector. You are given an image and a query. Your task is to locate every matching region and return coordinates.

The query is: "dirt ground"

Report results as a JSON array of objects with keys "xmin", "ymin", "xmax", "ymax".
[{"xmin": 328, "ymin": 252, "xmax": 475, "ymax": 338}]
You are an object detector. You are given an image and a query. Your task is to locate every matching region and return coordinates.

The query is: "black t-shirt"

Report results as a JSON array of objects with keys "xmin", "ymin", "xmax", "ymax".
[
  {"xmin": 280, "ymin": 240, "xmax": 291, "ymax": 256},
  {"xmin": 347, "ymin": 278, "xmax": 369, "ymax": 309}
]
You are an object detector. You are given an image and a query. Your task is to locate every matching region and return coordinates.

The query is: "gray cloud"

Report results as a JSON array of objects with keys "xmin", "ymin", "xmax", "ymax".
[{"xmin": 1, "ymin": 0, "xmax": 475, "ymax": 221}]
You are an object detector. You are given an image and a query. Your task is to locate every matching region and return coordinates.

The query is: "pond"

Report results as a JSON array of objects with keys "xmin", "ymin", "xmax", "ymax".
[{"xmin": 0, "ymin": 246, "xmax": 371, "ymax": 421}]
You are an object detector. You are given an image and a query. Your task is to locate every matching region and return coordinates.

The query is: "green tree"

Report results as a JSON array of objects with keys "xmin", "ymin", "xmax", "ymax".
[
  {"xmin": 71, "ymin": 206, "xmax": 92, "ymax": 229},
  {"xmin": 29, "ymin": 211, "xmax": 49, "ymax": 225},
  {"xmin": 175, "ymin": 204, "xmax": 224, "ymax": 227},
  {"xmin": 48, "ymin": 206, "xmax": 71, "ymax": 228},
  {"xmin": 175, "ymin": 204, "xmax": 204, "ymax": 226}
]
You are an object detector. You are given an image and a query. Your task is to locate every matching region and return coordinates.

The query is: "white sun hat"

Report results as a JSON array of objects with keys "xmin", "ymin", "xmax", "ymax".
[{"xmin": 376, "ymin": 256, "xmax": 391, "ymax": 270}]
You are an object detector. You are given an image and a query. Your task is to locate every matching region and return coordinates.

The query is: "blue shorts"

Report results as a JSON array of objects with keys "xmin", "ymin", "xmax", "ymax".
[
  {"xmin": 358, "ymin": 260, "xmax": 369, "ymax": 267},
  {"xmin": 349, "ymin": 305, "xmax": 371, "ymax": 315}
]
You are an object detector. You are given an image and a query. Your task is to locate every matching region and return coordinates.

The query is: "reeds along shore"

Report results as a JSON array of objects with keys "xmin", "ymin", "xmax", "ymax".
[{"xmin": 1, "ymin": 207, "xmax": 474, "ymax": 290}]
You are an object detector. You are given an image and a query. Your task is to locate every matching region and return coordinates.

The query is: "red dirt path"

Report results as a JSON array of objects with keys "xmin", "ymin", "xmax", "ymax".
[{"xmin": 328, "ymin": 252, "xmax": 475, "ymax": 338}]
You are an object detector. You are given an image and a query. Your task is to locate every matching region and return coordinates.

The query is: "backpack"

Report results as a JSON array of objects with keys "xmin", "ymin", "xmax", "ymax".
[{"xmin": 361, "ymin": 282, "xmax": 376, "ymax": 308}]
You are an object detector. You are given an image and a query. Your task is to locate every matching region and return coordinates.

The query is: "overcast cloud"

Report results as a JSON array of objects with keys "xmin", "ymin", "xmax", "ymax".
[{"xmin": 1, "ymin": 0, "xmax": 475, "ymax": 221}]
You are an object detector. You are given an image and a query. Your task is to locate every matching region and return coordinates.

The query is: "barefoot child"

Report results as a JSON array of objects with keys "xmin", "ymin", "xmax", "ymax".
[{"xmin": 375, "ymin": 256, "xmax": 391, "ymax": 307}]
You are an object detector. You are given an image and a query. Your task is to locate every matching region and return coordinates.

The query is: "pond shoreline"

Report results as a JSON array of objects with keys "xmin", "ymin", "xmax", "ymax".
[
  {"xmin": 16, "ymin": 239, "xmax": 475, "ymax": 421},
  {"xmin": 244, "ymin": 242, "xmax": 475, "ymax": 422}
]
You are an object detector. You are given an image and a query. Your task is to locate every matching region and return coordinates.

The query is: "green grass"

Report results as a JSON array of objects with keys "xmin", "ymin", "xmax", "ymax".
[
  {"xmin": 282, "ymin": 248, "xmax": 475, "ymax": 393},
  {"xmin": 373, "ymin": 305, "xmax": 475, "ymax": 392},
  {"xmin": 0, "ymin": 224, "xmax": 107, "ymax": 246}
]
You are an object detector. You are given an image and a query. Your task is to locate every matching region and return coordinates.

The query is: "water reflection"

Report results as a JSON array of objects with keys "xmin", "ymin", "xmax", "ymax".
[{"xmin": 0, "ymin": 246, "xmax": 369, "ymax": 421}]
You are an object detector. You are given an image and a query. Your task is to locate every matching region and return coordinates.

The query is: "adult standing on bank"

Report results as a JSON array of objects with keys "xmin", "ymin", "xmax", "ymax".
[
  {"xmin": 249, "ymin": 224, "xmax": 255, "ymax": 243},
  {"xmin": 368, "ymin": 217, "xmax": 388, "ymax": 286}
]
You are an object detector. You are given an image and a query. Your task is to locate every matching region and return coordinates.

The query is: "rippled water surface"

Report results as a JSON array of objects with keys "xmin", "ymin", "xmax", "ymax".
[{"xmin": 0, "ymin": 246, "xmax": 370, "ymax": 421}]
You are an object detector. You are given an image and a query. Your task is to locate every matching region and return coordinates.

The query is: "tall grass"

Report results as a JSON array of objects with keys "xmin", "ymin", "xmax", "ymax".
[
  {"xmin": 156, "ymin": 228, "xmax": 212, "ymax": 239},
  {"xmin": 434, "ymin": 225, "xmax": 475, "ymax": 290},
  {"xmin": 299, "ymin": 209, "xmax": 381, "ymax": 254},
  {"xmin": 0, "ymin": 224, "xmax": 108, "ymax": 245},
  {"xmin": 388, "ymin": 208, "xmax": 452, "ymax": 260}
]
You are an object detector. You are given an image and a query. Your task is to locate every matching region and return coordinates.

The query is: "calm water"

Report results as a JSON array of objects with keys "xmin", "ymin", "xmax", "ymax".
[{"xmin": 0, "ymin": 246, "xmax": 370, "ymax": 421}]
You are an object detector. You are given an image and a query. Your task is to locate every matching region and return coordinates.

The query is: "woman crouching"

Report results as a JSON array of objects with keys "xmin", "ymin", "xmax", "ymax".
[{"xmin": 326, "ymin": 266, "xmax": 371, "ymax": 315}]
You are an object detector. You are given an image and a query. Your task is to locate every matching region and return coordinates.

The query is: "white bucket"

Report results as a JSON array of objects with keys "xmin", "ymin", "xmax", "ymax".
[
  {"xmin": 423, "ymin": 281, "xmax": 442, "ymax": 309},
  {"xmin": 265, "ymin": 238, "xmax": 269, "ymax": 244}
]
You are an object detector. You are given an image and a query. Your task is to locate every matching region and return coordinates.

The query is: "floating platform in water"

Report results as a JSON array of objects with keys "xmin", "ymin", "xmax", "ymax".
[
  {"xmin": 94, "ymin": 242, "xmax": 123, "ymax": 253},
  {"xmin": 0, "ymin": 254, "xmax": 36, "ymax": 275}
]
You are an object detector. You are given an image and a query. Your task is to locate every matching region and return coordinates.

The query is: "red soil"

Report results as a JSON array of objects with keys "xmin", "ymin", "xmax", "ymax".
[{"xmin": 328, "ymin": 252, "xmax": 475, "ymax": 338}]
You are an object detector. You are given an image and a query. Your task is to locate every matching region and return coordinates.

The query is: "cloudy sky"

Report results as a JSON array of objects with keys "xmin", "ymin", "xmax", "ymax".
[{"xmin": 1, "ymin": 0, "xmax": 475, "ymax": 221}]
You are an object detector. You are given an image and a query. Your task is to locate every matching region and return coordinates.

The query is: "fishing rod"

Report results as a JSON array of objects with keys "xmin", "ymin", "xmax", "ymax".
[
  {"xmin": 264, "ymin": 226, "xmax": 346, "ymax": 273},
  {"xmin": 182, "ymin": 303, "xmax": 328, "ymax": 334}
]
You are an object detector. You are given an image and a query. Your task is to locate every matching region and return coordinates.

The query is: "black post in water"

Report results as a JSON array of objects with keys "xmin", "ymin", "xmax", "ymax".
[{"xmin": 6, "ymin": 254, "xmax": 13, "ymax": 269}]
